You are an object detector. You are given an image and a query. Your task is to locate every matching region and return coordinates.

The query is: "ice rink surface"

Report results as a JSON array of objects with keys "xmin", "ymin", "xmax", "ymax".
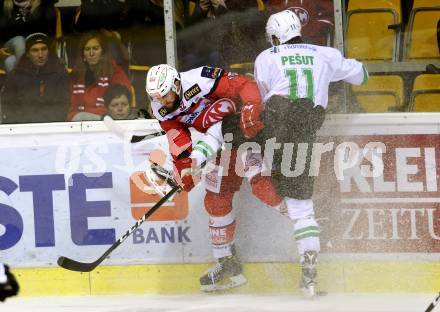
[{"xmin": 1, "ymin": 293, "xmax": 436, "ymax": 312}]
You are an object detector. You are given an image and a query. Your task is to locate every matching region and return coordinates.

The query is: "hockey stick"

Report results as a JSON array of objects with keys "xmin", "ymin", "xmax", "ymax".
[
  {"xmin": 58, "ymin": 159, "xmax": 208, "ymax": 272},
  {"xmin": 425, "ymin": 293, "xmax": 440, "ymax": 312},
  {"xmin": 57, "ymin": 185, "xmax": 180, "ymax": 272},
  {"xmin": 102, "ymin": 115, "xmax": 165, "ymax": 143},
  {"xmin": 150, "ymin": 162, "xmax": 180, "ymax": 190}
]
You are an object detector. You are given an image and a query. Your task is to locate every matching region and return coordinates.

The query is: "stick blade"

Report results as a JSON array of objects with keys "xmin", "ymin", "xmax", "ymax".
[
  {"xmin": 57, "ymin": 256, "xmax": 97, "ymax": 272},
  {"xmin": 131, "ymin": 131, "xmax": 165, "ymax": 143},
  {"xmin": 130, "ymin": 134, "xmax": 148, "ymax": 143}
]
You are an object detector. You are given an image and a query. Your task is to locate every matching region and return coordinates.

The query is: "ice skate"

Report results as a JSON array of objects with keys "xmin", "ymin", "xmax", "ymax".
[
  {"xmin": 300, "ymin": 250, "xmax": 318, "ymax": 299},
  {"xmin": 200, "ymin": 253, "xmax": 246, "ymax": 292}
]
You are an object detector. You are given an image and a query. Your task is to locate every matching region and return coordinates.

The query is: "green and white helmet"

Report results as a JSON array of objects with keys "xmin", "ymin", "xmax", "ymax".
[
  {"xmin": 145, "ymin": 64, "xmax": 181, "ymax": 99},
  {"xmin": 266, "ymin": 9, "xmax": 302, "ymax": 46}
]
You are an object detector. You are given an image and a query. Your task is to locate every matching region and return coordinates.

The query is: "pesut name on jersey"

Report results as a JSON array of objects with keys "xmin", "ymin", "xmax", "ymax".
[
  {"xmin": 184, "ymin": 84, "xmax": 201, "ymax": 101},
  {"xmin": 281, "ymin": 54, "xmax": 314, "ymax": 66}
]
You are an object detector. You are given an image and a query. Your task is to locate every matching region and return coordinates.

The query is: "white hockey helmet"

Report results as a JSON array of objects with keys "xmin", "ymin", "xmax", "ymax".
[
  {"xmin": 266, "ymin": 9, "xmax": 302, "ymax": 46},
  {"xmin": 145, "ymin": 64, "xmax": 181, "ymax": 99}
]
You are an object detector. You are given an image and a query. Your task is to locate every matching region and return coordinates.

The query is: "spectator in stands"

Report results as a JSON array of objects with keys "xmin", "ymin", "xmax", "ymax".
[
  {"xmin": 2, "ymin": 33, "xmax": 69, "ymax": 123},
  {"xmin": 0, "ymin": 0, "xmax": 57, "ymax": 72},
  {"xmin": 194, "ymin": 0, "xmax": 260, "ymax": 19},
  {"xmin": 103, "ymin": 84, "xmax": 136, "ymax": 119},
  {"xmin": 266, "ymin": 0, "xmax": 334, "ymax": 46},
  {"xmin": 180, "ymin": 0, "xmax": 265, "ymax": 69},
  {"xmin": 68, "ymin": 31, "xmax": 132, "ymax": 121},
  {"xmin": 72, "ymin": 0, "xmax": 130, "ymax": 71}
]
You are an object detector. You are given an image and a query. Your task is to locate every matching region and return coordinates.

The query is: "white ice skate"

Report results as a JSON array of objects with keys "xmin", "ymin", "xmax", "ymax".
[{"xmin": 300, "ymin": 250, "xmax": 318, "ymax": 299}]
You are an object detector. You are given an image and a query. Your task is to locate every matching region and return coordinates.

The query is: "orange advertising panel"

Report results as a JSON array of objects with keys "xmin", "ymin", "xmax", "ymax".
[{"xmin": 130, "ymin": 171, "xmax": 189, "ymax": 221}]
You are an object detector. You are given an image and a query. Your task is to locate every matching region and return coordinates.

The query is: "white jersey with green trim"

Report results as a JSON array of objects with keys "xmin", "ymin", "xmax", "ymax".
[{"xmin": 254, "ymin": 43, "xmax": 367, "ymax": 108}]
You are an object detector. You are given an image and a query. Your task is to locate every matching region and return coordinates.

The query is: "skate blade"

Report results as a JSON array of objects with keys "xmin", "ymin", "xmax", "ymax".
[{"xmin": 200, "ymin": 274, "xmax": 247, "ymax": 292}]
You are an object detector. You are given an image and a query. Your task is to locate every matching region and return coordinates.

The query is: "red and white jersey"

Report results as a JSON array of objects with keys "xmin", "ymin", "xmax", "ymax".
[
  {"xmin": 254, "ymin": 44, "xmax": 368, "ymax": 107},
  {"xmin": 151, "ymin": 66, "xmax": 262, "ymax": 170},
  {"xmin": 151, "ymin": 66, "xmax": 224, "ymax": 124}
]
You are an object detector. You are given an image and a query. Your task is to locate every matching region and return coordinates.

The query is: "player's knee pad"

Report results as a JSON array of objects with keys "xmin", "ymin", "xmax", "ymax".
[
  {"xmin": 250, "ymin": 174, "xmax": 283, "ymax": 207},
  {"xmin": 204, "ymin": 191, "xmax": 234, "ymax": 217}
]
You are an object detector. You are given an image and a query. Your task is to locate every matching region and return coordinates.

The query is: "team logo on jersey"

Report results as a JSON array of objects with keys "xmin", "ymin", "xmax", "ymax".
[
  {"xmin": 288, "ymin": 6, "xmax": 310, "ymax": 26},
  {"xmin": 159, "ymin": 107, "xmax": 168, "ymax": 117},
  {"xmin": 184, "ymin": 84, "xmax": 201, "ymax": 101},
  {"xmin": 202, "ymin": 99, "xmax": 236, "ymax": 128},
  {"xmin": 270, "ymin": 46, "xmax": 280, "ymax": 54},
  {"xmin": 201, "ymin": 66, "xmax": 222, "ymax": 79}
]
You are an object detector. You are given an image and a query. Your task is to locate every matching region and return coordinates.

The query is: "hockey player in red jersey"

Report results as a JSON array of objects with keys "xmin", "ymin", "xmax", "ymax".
[{"xmin": 145, "ymin": 64, "xmax": 285, "ymax": 292}]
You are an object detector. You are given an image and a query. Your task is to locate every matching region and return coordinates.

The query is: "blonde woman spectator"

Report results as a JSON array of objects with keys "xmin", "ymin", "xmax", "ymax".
[
  {"xmin": 67, "ymin": 31, "xmax": 132, "ymax": 121},
  {"xmin": 0, "ymin": 0, "xmax": 56, "ymax": 72}
]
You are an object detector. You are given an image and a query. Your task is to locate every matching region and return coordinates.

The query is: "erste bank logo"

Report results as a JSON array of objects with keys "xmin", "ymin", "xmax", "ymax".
[{"xmin": 129, "ymin": 149, "xmax": 189, "ymax": 221}]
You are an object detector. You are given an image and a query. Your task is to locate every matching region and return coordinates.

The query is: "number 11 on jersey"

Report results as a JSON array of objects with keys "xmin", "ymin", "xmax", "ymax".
[{"xmin": 285, "ymin": 68, "xmax": 314, "ymax": 101}]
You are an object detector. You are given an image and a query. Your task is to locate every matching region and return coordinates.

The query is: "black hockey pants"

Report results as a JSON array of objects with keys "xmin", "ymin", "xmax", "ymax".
[{"xmin": 259, "ymin": 96, "xmax": 325, "ymax": 199}]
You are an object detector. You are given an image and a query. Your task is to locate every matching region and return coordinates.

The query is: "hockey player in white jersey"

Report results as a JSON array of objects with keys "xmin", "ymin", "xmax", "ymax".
[{"xmin": 254, "ymin": 9, "xmax": 368, "ymax": 297}]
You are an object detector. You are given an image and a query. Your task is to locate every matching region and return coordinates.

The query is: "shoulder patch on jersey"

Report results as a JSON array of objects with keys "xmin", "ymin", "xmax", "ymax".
[
  {"xmin": 158, "ymin": 107, "xmax": 168, "ymax": 117},
  {"xmin": 201, "ymin": 66, "xmax": 222, "ymax": 79},
  {"xmin": 184, "ymin": 84, "xmax": 201, "ymax": 101},
  {"xmin": 270, "ymin": 47, "xmax": 279, "ymax": 54}
]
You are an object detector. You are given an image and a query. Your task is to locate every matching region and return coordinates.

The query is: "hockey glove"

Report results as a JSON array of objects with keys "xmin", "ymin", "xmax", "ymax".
[
  {"xmin": 175, "ymin": 157, "xmax": 196, "ymax": 192},
  {"xmin": 240, "ymin": 103, "xmax": 264, "ymax": 139},
  {"xmin": 0, "ymin": 265, "xmax": 19, "ymax": 302}
]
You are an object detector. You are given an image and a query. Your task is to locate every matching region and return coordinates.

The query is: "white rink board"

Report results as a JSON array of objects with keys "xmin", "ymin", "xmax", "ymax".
[{"xmin": 1, "ymin": 113, "xmax": 440, "ymax": 267}]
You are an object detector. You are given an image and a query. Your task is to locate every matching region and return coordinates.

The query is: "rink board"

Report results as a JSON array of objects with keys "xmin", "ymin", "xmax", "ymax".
[
  {"xmin": 12, "ymin": 261, "xmax": 440, "ymax": 296},
  {"xmin": 1, "ymin": 114, "xmax": 440, "ymax": 295}
]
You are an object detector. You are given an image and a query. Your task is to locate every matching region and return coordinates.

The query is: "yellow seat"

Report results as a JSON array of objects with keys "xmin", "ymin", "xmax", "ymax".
[
  {"xmin": 404, "ymin": 0, "xmax": 440, "ymax": 60},
  {"xmin": 348, "ymin": 0, "xmax": 401, "ymax": 19},
  {"xmin": 346, "ymin": 0, "xmax": 402, "ymax": 61},
  {"xmin": 409, "ymin": 74, "xmax": 440, "ymax": 111},
  {"xmin": 352, "ymin": 75, "xmax": 404, "ymax": 112}
]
